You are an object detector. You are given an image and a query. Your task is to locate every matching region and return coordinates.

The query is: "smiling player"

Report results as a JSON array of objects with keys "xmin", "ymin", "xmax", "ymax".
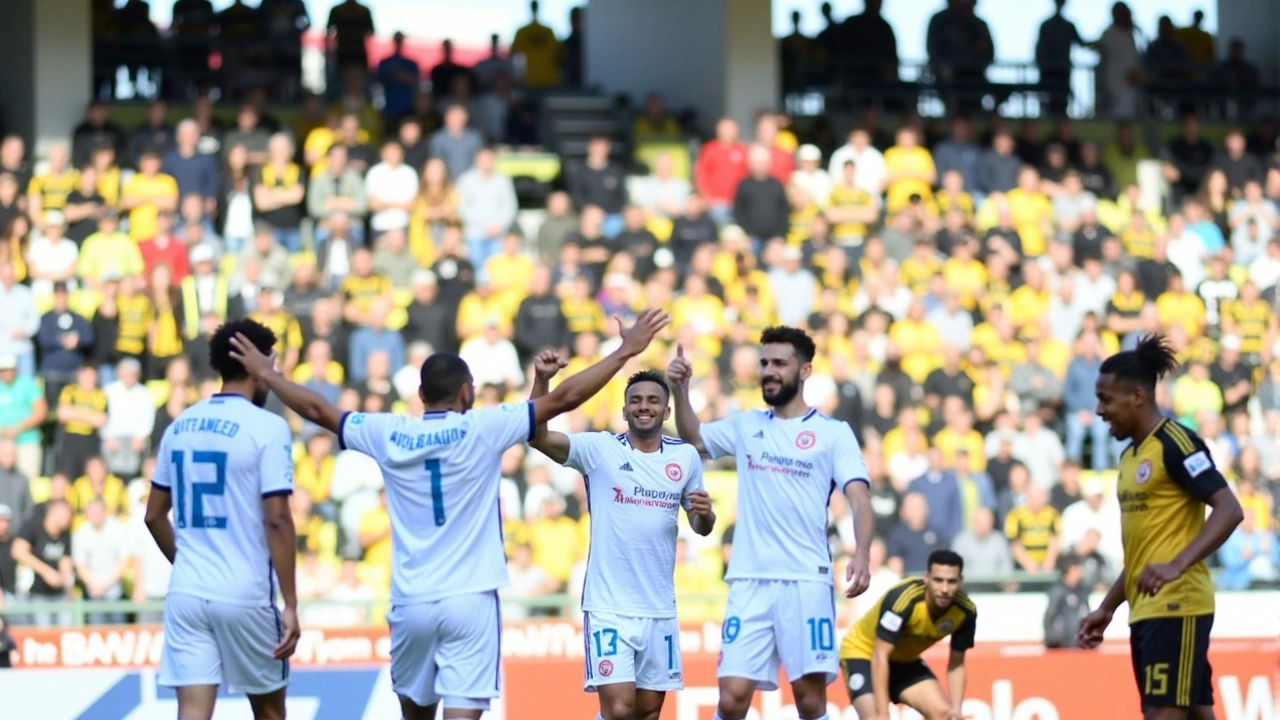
[
  {"xmin": 1079, "ymin": 335, "xmax": 1242, "ymax": 720},
  {"xmin": 528, "ymin": 352, "xmax": 715, "ymax": 720},
  {"xmin": 667, "ymin": 326, "xmax": 874, "ymax": 720}
]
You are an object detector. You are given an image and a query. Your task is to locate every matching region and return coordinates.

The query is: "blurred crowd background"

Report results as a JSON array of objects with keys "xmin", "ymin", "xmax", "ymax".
[{"xmin": 0, "ymin": 0, "xmax": 1278, "ymax": 642}]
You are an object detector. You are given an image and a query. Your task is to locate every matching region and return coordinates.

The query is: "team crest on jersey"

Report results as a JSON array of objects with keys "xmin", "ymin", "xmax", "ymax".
[
  {"xmin": 795, "ymin": 430, "xmax": 816, "ymax": 450},
  {"xmin": 939, "ymin": 620, "xmax": 954, "ymax": 634},
  {"xmin": 1135, "ymin": 460, "xmax": 1153, "ymax": 485},
  {"xmin": 349, "ymin": 413, "xmax": 365, "ymax": 426},
  {"xmin": 665, "ymin": 463, "xmax": 683, "ymax": 482},
  {"xmin": 598, "ymin": 660, "xmax": 614, "ymax": 677}
]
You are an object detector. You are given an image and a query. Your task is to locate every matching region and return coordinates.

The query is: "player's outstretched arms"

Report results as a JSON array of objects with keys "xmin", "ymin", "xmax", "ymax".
[
  {"xmin": 533, "ymin": 309, "xmax": 670, "ymax": 426},
  {"xmin": 527, "ymin": 348, "xmax": 571, "ymax": 465},
  {"xmin": 665, "ymin": 344, "xmax": 706, "ymax": 455},
  {"xmin": 228, "ymin": 333, "xmax": 344, "ymax": 434}
]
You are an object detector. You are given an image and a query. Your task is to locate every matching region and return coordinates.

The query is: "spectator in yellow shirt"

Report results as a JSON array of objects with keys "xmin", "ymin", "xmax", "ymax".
[
  {"xmin": 883, "ymin": 127, "xmax": 937, "ymax": 214},
  {"xmin": 120, "ymin": 150, "xmax": 179, "ymax": 241},
  {"xmin": 1155, "ymin": 271, "xmax": 1206, "ymax": 339},
  {"xmin": 76, "ymin": 211, "xmax": 144, "ymax": 287},
  {"xmin": 28, "ymin": 144, "xmax": 80, "ymax": 223},
  {"xmin": 1002, "ymin": 165, "xmax": 1054, "ymax": 257},
  {"xmin": 826, "ymin": 160, "xmax": 880, "ymax": 243},
  {"xmin": 633, "ymin": 93, "xmax": 682, "ymax": 141},
  {"xmin": 529, "ymin": 495, "xmax": 579, "ymax": 587},
  {"xmin": 71, "ymin": 455, "xmax": 129, "ymax": 519},
  {"xmin": 1005, "ymin": 484, "xmax": 1060, "ymax": 574},
  {"xmin": 358, "ymin": 489, "xmax": 392, "ymax": 570},
  {"xmin": 511, "ymin": 1, "xmax": 562, "ymax": 88},
  {"xmin": 1172, "ymin": 361, "xmax": 1223, "ymax": 429}
]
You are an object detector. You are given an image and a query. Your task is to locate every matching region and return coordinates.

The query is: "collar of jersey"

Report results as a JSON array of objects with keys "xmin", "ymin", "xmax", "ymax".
[
  {"xmin": 766, "ymin": 407, "xmax": 819, "ymax": 421},
  {"xmin": 211, "ymin": 392, "xmax": 248, "ymax": 401}
]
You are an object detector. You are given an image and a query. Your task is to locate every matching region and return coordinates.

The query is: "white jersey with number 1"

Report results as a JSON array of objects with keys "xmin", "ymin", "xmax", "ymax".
[
  {"xmin": 700, "ymin": 408, "xmax": 869, "ymax": 584},
  {"xmin": 337, "ymin": 402, "xmax": 535, "ymax": 605},
  {"xmin": 152, "ymin": 394, "xmax": 295, "ymax": 606}
]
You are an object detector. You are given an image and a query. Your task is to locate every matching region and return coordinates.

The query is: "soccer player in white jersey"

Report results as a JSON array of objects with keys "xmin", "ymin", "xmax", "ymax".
[
  {"xmin": 144, "ymin": 319, "xmax": 301, "ymax": 720},
  {"xmin": 227, "ymin": 309, "xmax": 671, "ymax": 720},
  {"xmin": 667, "ymin": 326, "xmax": 875, "ymax": 720},
  {"xmin": 527, "ymin": 355, "xmax": 716, "ymax": 720}
]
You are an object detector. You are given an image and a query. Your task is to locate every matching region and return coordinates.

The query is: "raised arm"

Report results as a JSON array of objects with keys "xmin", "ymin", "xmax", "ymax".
[
  {"xmin": 228, "ymin": 336, "xmax": 344, "ymax": 434},
  {"xmin": 531, "ymin": 309, "xmax": 669, "ymax": 427},
  {"xmin": 527, "ymin": 348, "xmax": 572, "ymax": 465},
  {"xmin": 666, "ymin": 343, "xmax": 706, "ymax": 454}
]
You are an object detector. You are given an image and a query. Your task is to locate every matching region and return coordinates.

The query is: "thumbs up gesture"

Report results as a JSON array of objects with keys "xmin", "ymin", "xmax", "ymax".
[{"xmin": 667, "ymin": 343, "xmax": 692, "ymax": 389}]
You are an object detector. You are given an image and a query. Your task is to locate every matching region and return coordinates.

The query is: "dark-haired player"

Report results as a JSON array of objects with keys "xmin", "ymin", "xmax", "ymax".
[
  {"xmin": 1079, "ymin": 334, "xmax": 1243, "ymax": 720},
  {"xmin": 528, "ymin": 355, "xmax": 716, "ymax": 720},
  {"xmin": 667, "ymin": 326, "xmax": 875, "ymax": 720},
  {"xmin": 226, "ymin": 309, "xmax": 670, "ymax": 720},
  {"xmin": 145, "ymin": 318, "xmax": 301, "ymax": 720},
  {"xmin": 839, "ymin": 550, "xmax": 975, "ymax": 720}
]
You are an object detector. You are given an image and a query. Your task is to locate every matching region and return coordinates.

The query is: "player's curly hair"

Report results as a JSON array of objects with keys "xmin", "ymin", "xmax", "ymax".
[
  {"xmin": 1100, "ymin": 334, "xmax": 1179, "ymax": 392},
  {"xmin": 625, "ymin": 369, "xmax": 669, "ymax": 400},
  {"xmin": 210, "ymin": 319, "xmax": 277, "ymax": 383},
  {"xmin": 759, "ymin": 326, "xmax": 816, "ymax": 364}
]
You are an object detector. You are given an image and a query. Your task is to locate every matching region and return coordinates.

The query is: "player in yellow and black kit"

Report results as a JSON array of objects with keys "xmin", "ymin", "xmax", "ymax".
[
  {"xmin": 840, "ymin": 550, "xmax": 975, "ymax": 720},
  {"xmin": 1080, "ymin": 335, "xmax": 1243, "ymax": 720}
]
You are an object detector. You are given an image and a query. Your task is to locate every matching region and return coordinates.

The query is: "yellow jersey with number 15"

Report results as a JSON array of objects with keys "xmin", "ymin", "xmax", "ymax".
[{"xmin": 1118, "ymin": 420, "xmax": 1228, "ymax": 623}]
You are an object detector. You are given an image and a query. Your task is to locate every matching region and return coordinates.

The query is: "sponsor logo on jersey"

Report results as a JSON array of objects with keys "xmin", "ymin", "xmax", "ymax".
[
  {"xmin": 664, "ymin": 463, "xmax": 683, "ymax": 482},
  {"xmin": 795, "ymin": 430, "xmax": 816, "ymax": 450},
  {"xmin": 1183, "ymin": 451, "xmax": 1212, "ymax": 478},
  {"xmin": 1135, "ymin": 460, "xmax": 1152, "ymax": 485},
  {"xmin": 349, "ymin": 413, "xmax": 365, "ymax": 426},
  {"xmin": 745, "ymin": 451, "xmax": 814, "ymax": 477},
  {"xmin": 610, "ymin": 486, "xmax": 681, "ymax": 509},
  {"xmin": 598, "ymin": 660, "xmax": 613, "ymax": 677}
]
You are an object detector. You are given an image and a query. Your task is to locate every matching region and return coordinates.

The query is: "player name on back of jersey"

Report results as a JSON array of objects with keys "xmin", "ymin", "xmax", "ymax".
[
  {"xmin": 169, "ymin": 416, "xmax": 242, "ymax": 439},
  {"xmin": 389, "ymin": 426, "xmax": 466, "ymax": 451}
]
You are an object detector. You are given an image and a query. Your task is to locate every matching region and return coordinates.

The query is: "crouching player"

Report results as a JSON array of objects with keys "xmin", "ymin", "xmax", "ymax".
[{"xmin": 839, "ymin": 550, "xmax": 975, "ymax": 720}]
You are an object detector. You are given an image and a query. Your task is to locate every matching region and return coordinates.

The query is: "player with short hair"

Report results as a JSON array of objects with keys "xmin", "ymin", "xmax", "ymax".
[
  {"xmin": 227, "ymin": 309, "xmax": 670, "ymax": 720},
  {"xmin": 1079, "ymin": 335, "xmax": 1243, "ymax": 720},
  {"xmin": 666, "ymin": 326, "xmax": 875, "ymax": 720},
  {"xmin": 527, "ymin": 357, "xmax": 716, "ymax": 720},
  {"xmin": 840, "ymin": 550, "xmax": 975, "ymax": 720},
  {"xmin": 145, "ymin": 318, "xmax": 301, "ymax": 720}
]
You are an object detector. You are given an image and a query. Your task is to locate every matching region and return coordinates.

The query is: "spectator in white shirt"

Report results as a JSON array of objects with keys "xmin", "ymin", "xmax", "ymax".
[
  {"xmin": 72, "ymin": 498, "xmax": 130, "ymax": 624},
  {"xmin": 1012, "ymin": 412, "xmax": 1065, "ymax": 489},
  {"xmin": 791, "ymin": 144, "xmax": 833, "ymax": 208},
  {"xmin": 459, "ymin": 319, "xmax": 524, "ymax": 392},
  {"xmin": 330, "ymin": 447, "xmax": 385, "ymax": 558},
  {"xmin": 1060, "ymin": 476, "xmax": 1123, "ymax": 569},
  {"xmin": 1248, "ymin": 238, "xmax": 1280, "ymax": 293},
  {"xmin": 767, "ymin": 245, "xmax": 818, "ymax": 325},
  {"xmin": 0, "ymin": 261, "xmax": 39, "ymax": 377},
  {"xmin": 101, "ymin": 358, "xmax": 155, "ymax": 477},
  {"xmin": 457, "ymin": 147, "xmax": 518, "ymax": 269},
  {"xmin": 632, "ymin": 152, "xmax": 691, "ymax": 220},
  {"xmin": 1165, "ymin": 213, "xmax": 1207, "ymax": 290},
  {"xmin": 365, "ymin": 140, "xmax": 419, "ymax": 238},
  {"xmin": 827, "ymin": 126, "xmax": 887, "ymax": 197},
  {"xmin": 26, "ymin": 213, "xmax": 80, "ymax": 298},
  {"xmin": 503, "ymin": 542, "xmax": 559, "ymax": 621}
]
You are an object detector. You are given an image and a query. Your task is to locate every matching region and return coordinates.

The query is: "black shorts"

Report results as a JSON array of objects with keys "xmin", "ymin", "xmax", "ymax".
[
  {"xmin": 1129, "ymin": 615, "xmax": 1214, "ymax": 708},
  {"xmin": 842, "ymin": 658, "xmax": 936, "ymax": 703}
]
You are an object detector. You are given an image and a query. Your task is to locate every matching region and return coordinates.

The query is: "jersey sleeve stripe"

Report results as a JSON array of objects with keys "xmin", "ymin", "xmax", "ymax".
[
  {"xmin": 842, "ymin": 477, "xmax": 871, "ymax": 491},
  {"xmin": 262, "ymin": 489, "xmax": 293, "ymax": 499},
  {"xmin": 525, "ymin": 401, "xmax": 536, "ymax": 443},
  {"xmin": 337, "ymin": 411, "xmax": 354, "ymax": 451},
  {"xmin": 1162, "ymin": 422, "xmax": 1196, "ymax": 455},
  {"xmin": 891, "ymin": 584, "xmax": 925, "ymax": 614}
]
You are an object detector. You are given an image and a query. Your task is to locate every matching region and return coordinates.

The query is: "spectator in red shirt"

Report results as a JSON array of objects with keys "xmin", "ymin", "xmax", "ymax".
[
  {"xmin": 754, "ymin": 112, "xmax": 795, "ymax": 183},
  {"xmin": 137, "ymin": 211, "xmax": 190, "ymax": 282},
  {"xmin": 694, "ymin": 117, "xmax": 748, "ymax": 225}
]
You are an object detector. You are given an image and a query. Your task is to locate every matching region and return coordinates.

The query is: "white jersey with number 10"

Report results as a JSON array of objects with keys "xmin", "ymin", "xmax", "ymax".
[
  {"xmin": 700, "ymin": 408, "xmax": 868, "ymax": 585},
  {"xmin": 337, "ymin": 402, "xmax": 535, "ymax": 606},
  {"xmin": 151, "ymin": 394, "xmax": 295, "ymax": 607}
]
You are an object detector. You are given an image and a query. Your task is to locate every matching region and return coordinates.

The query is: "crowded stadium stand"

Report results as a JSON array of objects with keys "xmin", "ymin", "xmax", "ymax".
[{"xmin": 1, "ymin": 0, "xmax": 1280, "ymax": 716}]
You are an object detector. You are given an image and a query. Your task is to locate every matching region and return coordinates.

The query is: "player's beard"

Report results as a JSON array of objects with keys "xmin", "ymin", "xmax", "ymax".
[{"xmin": 761, "ymin": 370, "xmax": 801, "ymax": 407}]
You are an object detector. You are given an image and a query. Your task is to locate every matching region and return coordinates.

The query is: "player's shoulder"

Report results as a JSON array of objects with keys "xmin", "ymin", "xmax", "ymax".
[
  {"xmin": 953, "ymin": 590, "xmax": 978, "ymax": 619},
  {"xmin": 809, "ymin": 411, "xmax": 855, "ymax": 435},
  {"xmin": 1154, "ymin": 419, "xmax": 1208, "ymax": 460},
  {"xmin": 882, "ymin": 577, "xmax": 926, "ymax": 610}
]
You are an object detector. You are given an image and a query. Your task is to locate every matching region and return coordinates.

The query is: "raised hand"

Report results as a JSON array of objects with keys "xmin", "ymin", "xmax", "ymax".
[
  {"xmin": 667, "ymin": 343, "xmax": 692, "ymax": 388},
  {"xmin": 617, "ymin": 308, "xmax": 671, "ymax": 358},
  {"xmin": 228, "ymin": 333, "xmax": 279, "ymax": 379},
  {"xmin": 533, "ymin": 349, "xmax": 568, "ymax": 382}
]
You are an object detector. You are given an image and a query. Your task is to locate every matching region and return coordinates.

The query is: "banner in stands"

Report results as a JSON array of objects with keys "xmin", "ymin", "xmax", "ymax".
[{"xmin": 6, "ymin": 626, "xmax": 1278, "ymax": 719}]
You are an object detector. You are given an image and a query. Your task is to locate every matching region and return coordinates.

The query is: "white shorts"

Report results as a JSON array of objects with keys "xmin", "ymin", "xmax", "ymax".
[
  {"xmin": 159, "ymin": 593, "xmax": 288, "ymax": 696},
  {"xmin": 717, "ymin": 579, "xmax": 838, "ymax": 691},
  {"xmin": 388, "ymin": 590, "xmax": 501, "ymax": 710},
  {"xmin": 582, "ymin": 611, "xmax": 683, "ymax": 692}
]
